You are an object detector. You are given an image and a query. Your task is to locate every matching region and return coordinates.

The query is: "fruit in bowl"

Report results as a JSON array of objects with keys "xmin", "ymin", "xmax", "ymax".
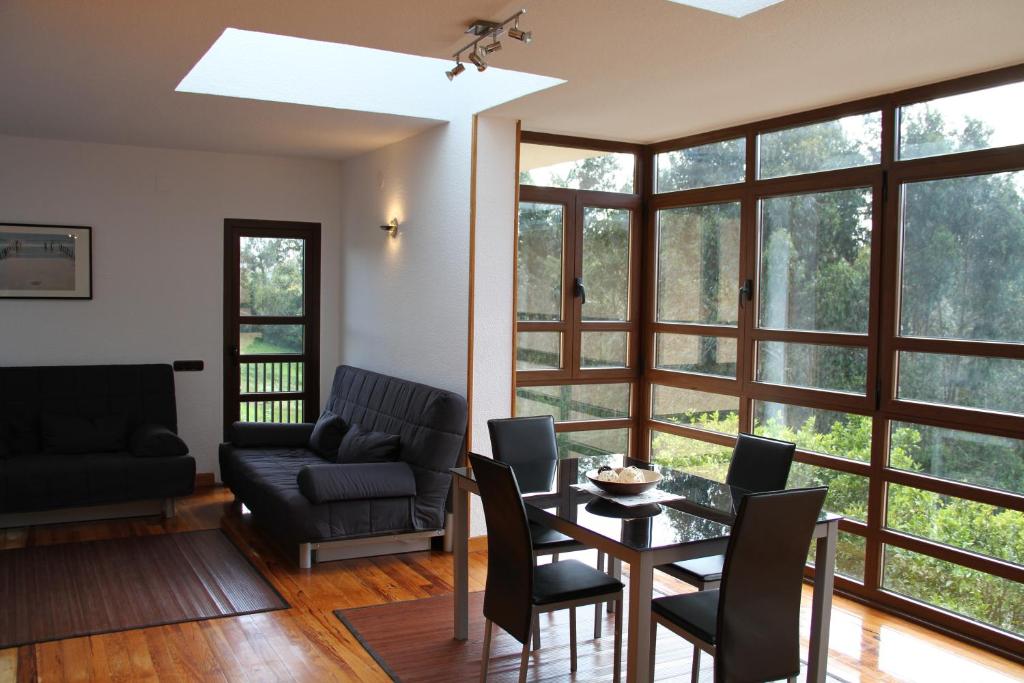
[{"xmin": 586, "ymin": 465, "xmax": 663, "ymax": 495}]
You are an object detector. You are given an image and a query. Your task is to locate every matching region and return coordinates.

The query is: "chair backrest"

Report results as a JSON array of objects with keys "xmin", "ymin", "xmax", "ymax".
[
  {"xmin": 469, "ymin": 452, "xmax": 536, "ymax": 645},
  {"xmin": 715, "ymin": 487, "xmax": 827, "ymax": 683},
  {"xmin": 487, "ymin": 415, "xmax": 558, "ymax": 495},
  {"xmin": 725, "ymin": 432, "xmax": 796, "ymax": 493}
]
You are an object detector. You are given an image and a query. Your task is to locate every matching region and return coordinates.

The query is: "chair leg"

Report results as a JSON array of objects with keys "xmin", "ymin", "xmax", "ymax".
[
  {"xmin": 691, "ymin": 645, "xmax": 701, "ymax": 683},
  {"xmin": 552, "ymin": 552, "xmax": 559, "ymax": 562},
  {"xmin": 569, "ymin": 607, "xmax": 577, "ymax": 673},
  {"xmin": 480, "ymin": 619, "xmax": 493, "ymax": 682},
  {"xmin": 612, "ymin": 598, "xmax": 622, "ymax": 683},
  {"xmin": 518, "ymin": 632, "xmax": 531, "ymax": 683},
  {"xmin": 608, "ymin": 557, "xmax": 621, "ymax": 613},
  {"xmin": 532, "ymin": 612, "xmax": 541, "ymax": 650},
  {"xmin": 649, "ymin": 619, "xmax": 657, "ymax": 683},
  {"xmin": 595, "ymin": 551, "xmax": 605, "ymax": 639}
]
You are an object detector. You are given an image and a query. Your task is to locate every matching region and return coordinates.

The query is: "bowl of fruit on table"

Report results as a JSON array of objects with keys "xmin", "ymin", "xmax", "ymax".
[{"xmin": 586, "ymin": 465, "xmax": 663, "ymax": 496}]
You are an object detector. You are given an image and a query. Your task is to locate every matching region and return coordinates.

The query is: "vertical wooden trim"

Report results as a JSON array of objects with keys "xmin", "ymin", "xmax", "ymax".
[
  {"xmin": 466, "ymin": 115, "xmax": 479, "ymax": 449},
  {"xmin": 511, "ymin": 120, "xmax": 523, "ymax": 415}
]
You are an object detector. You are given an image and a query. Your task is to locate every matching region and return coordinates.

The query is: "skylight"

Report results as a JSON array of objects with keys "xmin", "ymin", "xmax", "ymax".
[
  {"xmin": 176, "ymin": 28, "xmax": 565, "ymax": 122},
  {"xmin": 666, "ymin": 0, "xmax": 784, "ymax": 17}
]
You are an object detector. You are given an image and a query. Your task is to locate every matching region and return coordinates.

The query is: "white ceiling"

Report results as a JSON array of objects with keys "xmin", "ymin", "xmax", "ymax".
[{"xmin": 1, "ymin": 1, "xmax": 1022, "ymax": 160}]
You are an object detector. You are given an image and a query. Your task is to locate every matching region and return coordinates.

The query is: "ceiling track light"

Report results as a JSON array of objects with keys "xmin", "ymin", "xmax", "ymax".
[{"xmin": 446, "ymin": 8, "xmax": 531, "ymax": 81}]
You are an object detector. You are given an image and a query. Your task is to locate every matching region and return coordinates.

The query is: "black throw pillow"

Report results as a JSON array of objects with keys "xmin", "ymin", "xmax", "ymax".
[
  {"xmin": 131, "ymin": 423, "xmax": 189, "ymax": 458},
  {"xmin": 336, "ymin": 423, "xmax": 401, "ymax": 464},
  {"xmin": 41, "ymin": 413, "xmax": 128, "ymax": 454},
  {"xmin": 308, "ymin": 410, "xmax": 348, "ymax": 458}
]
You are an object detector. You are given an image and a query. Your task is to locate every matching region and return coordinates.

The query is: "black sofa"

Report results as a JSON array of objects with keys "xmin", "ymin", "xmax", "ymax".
[
  {"xmin": 219, "ymin": 365, "xmax": 467, "ymax": 567},
  {"xmin": 0, "ymin": 364, "xmax": 196, "ymax": 523}
]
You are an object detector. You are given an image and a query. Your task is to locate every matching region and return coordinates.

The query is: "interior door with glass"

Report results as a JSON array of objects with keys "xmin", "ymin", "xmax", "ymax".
[{"xmin": 223, "ymin": 219, "xmax": 321, "ymax": 435}]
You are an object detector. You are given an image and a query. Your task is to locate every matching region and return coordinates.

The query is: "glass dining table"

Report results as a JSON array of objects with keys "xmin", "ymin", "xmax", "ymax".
[{"xmin": 451, "ymin": 451, "xmax": 841, "ymax": 683}]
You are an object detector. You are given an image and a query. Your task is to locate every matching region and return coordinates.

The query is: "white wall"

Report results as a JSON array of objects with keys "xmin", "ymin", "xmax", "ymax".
[
  {"xmin": 0, "ymin": 134, "xmax": 345, "ymax": 477},
  {"xmin": 338, "ymin": 120, "xmax": 472, "ymax": 395}
]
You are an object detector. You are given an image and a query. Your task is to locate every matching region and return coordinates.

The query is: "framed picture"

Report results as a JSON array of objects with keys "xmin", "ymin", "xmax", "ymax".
[{"xmin": 0, "ymin": 223, "xmax": 92, "ymax": 299}]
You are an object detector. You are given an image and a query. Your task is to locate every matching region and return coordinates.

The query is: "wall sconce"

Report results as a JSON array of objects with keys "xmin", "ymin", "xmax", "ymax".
[{"xmin": 379, "ymin": 217, "xmax": 399, "ymax": 238}]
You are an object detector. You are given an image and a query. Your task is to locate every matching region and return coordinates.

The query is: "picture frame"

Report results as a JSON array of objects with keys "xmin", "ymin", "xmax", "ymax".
[{"xmin": 0, "ymin": 223, "xmax": 92, "ymax": 300}]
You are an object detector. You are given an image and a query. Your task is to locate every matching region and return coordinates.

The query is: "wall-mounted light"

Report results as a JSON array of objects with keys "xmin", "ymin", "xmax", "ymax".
[{"xmin": 379, "ymin": 217, "xmax": 399, "ymax": 238}]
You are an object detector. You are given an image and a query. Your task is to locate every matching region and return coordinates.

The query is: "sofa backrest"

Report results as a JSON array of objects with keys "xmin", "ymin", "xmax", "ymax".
[
  {"xmin": 0, "ymin": 364, "xmax": 177, "ymax": 454},
  {"xmin": 324, "ymin": 365, "xmax": 467, "ymax": 529}
]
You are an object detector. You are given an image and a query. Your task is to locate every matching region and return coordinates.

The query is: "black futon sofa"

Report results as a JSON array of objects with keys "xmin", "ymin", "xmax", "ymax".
[
  {"xmin": 219, "ymin": 365, "xmax": 467, "ymax": 567},
  {"xmin": 0, "ymin": 364, "xmax": 195, "ymax": 524}
]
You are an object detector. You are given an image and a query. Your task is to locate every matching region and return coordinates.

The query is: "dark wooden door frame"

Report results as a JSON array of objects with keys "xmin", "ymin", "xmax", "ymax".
[{"xmin": 223, "ymin": 218, "xmax": 322, "ymax": 436}]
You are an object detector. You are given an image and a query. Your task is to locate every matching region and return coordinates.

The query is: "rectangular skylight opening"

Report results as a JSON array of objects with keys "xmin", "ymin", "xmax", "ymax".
[
  {"xmin": 666, "ymin": 0, "xmax": 784, "ymax": 18},
  {"xmin": 176, "ymin": 28, "xmax": 565, "ymax": 122}
]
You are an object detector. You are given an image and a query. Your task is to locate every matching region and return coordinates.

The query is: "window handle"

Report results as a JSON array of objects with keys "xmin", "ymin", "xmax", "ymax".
[
  {"xmin": 739, "ymin": 279, "xmax": 753, "ymax": 304},
  {"xmin": 574, "ymin": 277, "xmax": 587, "ymax": 306}
]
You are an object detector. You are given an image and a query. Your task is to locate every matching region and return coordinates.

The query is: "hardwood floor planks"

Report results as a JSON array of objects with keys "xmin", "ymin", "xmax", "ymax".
[{"xmin": 0, "ymin": 486, "xmax": 1018, "ymax": 683}]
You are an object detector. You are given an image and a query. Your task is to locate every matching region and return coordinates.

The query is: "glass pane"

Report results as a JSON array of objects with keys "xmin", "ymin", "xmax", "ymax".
[
  {"xmin": 758, "ymin": 111, "xmax": 881, "ymax": 178},
  {"xmin": 240, "ymin": 324, "xmax": 303, "ymax": 355},
  {"xmin": 897, "ymin": 352, "xmax": 1024, "ymax": 416},
  {"xmin": 899, "ymin": 171, "xmax": 1024, "ymax": 343},
  {"xmin": 515, "ymin": 384, "xmax": 630, "ymax": 422},
  {"xmin": 788, "ymin": 461, "xmax": 868, "ymax": 522},
  {"xmin": 756, "ymin": 341, "xmax": 867, "ymax": 394},
  {"xmin": 657, "ymin": 202, "xmax": 740, "ymax": 325},
  {"xmin": 580, "ymin": 331, "xmax": 627, "ymax": 369},
  {"xmin": 650, "ymin": 385, "xmax": 739, "ymax": 435},
  {"xmin": 517, "ymin": 202, "xmax": 564, "ymax": 322},
  {"xmin": 240, "ymin": 361, "xmax": 304, "ymax": 394},
  {"xmin": 753, "ymin": 402, "xmax": 871, "ymax": 462},
  {"xmin": 655, "ymin": 137, "xmax": 745, "ymax": 192},
  {"xmin": 519, "ymin": 143, "xmax": 635, "ymax": 193},
  {"xmin": 759, "ymin": 188, "xmax": 872, "ymax": 333},
  {"xmin": 808, "ymin": 531, "xmax": 866, "ymax": 583},
  {"xmin": 582, "ymin": 207, "xmax": 631, "ymax": 322},
  {"xmin": 883, "ymin": 545, "xmax": 1024, "ymax": 637},
  {"xmin": 886, "ymin": 484, "xmax": 1022, "ymax": 566},
  {"xmin": 898, "ymin": 80, "xmax": 1024, "ymax": 160},
  {"xmin": 655, "ymin": 333, "xmax": 737, "ymax": 378},
  {"xmin": 240, "ymin": 399, "xmax": 304, "ymax": 424},
  {"xmin": 889, "ymin": 421, "xmax": 1024, "ymax": 495},
  {"xmin": 516, "ymin": 331, "xmax": 561, "ymax": 370},
  {"xmin": 240, "ymin": 236, "xmax": 305, "ymax": 316},
  {"xmin": 650, "ymin": 430, "xmax": 733, "ymax": 482},
  {"xmin": 557, "ymin": 429, "xmax": 630, "ymax": 473}
]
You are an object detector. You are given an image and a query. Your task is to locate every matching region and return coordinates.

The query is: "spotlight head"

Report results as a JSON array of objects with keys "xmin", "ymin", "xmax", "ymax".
[
  {"xmin": 508, "ymin": 27, "xmax": 532, "ymax": 43},
  {"xmin": 469, "ymin": 48, "xmax": 487, "ymax": 72},
  {"xmin": 446, "ymin": 61, "xmax": 466, "ymax": 81},
  {"xmin": 483, "ymin": 40, "xmax": 502, "ymax": 54}
]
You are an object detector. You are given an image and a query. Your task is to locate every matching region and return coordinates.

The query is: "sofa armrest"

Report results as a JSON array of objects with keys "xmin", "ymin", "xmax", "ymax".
[
  {"xmin": 228, "ymin": 421, "xmax": 315, "ymax": 448},
  {"xmin": 131, "ymin": 423, "xmax": 189, "ymax": 458},
  {"xmin": 297, "ymin": 462, "xmax": 417, "ymax": 504}
]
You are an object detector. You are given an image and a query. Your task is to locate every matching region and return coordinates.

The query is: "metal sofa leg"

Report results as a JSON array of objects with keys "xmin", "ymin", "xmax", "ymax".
[
  {"xmin": 299, "ymin": 543, "xmax": 313, "ymax": 569},
  {"xmin": 162, "ymin": 498, "xmax": 176, "ymax": 519}
]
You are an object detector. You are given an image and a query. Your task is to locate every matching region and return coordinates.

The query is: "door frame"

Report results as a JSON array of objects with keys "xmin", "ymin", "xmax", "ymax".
[{"xmin": 223, "ymin": 218, "xmax": 321, "ymax": 436}]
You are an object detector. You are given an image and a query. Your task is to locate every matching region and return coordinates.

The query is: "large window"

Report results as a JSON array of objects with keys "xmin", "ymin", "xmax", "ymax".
[{"xmin": 516, "ymin": 66, "xmax": 1024, "ymax": 658}]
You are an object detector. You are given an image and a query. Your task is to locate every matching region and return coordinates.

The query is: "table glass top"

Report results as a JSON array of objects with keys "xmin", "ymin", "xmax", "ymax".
[{"xmin": 453, "ymin": 452, "xmax": 839, "ymax": 553}]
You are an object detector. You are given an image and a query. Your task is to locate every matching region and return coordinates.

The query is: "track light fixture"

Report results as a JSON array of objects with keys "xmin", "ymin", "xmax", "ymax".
[{"xmin": 445, "ymin": 8, "xmax": 532, "ymax": 81}]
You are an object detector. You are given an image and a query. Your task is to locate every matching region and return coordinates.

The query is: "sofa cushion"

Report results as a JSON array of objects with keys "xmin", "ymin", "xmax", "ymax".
[
  {"xmin": 297, "ymin": 462, "xmax": 416, "ymax": 503},
  {"xmin": 0, "ymin": 451, "xmax": 195, "ymax": 513},
  {"xmin": 0, "ymin": 411, "xmax": 38, "ymax": 455},
  {"xmin": 41, "ymin": 413, "xmax": 128, "ymax": 454},
  {"xmin": 131, "ymin": 423, "xmax": 189, "ymax": 458},
  {"xmin": 336, "ymin": 423, "xmax": 401, "ymax": 464},
  {"xmin": 308, "ymin": 411, "xmax": 348, "ymax": 458},
  {"xmin": 218, "ymin": 445, "xmax": 414, "ymax": 541},
  {"xmin": 229, "ymin": 421, "xmax": 315, "ymax": 448}
]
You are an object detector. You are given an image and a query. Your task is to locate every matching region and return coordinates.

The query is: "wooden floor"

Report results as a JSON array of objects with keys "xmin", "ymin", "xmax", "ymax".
[{"xmin": 0, "ymin": 486, "xmax": 1020, "ymax": 682}]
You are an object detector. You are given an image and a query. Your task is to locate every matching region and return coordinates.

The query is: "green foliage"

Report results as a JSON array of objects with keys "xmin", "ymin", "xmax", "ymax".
[{"xmin": 239, "ymin": 237, "xmax": 305, "ymax": 349}]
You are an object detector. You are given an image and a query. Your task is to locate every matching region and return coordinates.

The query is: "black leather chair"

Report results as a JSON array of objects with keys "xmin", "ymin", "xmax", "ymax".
[
  {"xmin": 488, "ymin": 416, "xmax": 608, "ymax": 644},
  {"xmin": 657, "ymin": 432, "xmax": 796, "ymax": 591},
  {"xmin": 469, "ymin": 453, "xmax": 624, "ymax": 683},
  {"xmin": 650, "ymin": 486, "xmax": 827, "ymax": 683}
]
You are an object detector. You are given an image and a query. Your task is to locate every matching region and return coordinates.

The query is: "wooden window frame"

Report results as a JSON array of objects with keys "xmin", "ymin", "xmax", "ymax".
[{"xmin": 516, "ymin": 63, "xmax": 1024, "ymax": 661}]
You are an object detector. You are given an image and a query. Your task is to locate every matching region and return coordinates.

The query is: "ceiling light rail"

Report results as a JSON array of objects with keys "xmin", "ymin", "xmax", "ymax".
[{"xmin": 446, "ymin": 8, "xmax": 532, "ymax": 80}]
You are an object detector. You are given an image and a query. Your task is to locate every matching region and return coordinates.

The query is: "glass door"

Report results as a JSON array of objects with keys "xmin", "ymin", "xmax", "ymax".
[{"xmin": 224, "ymin": 219, "xmax": 321, "ymax": 434}]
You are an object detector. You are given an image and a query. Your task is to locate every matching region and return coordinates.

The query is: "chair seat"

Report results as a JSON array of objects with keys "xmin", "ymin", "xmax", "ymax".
[
  {"xmin": 651, "ymin": 589, "xmax": 720, "ymax": 645},
  {"xmin": 529, "ymin": 519, "xmax": 583, "ymax": 551},
  {"xmin": 658, "ymin": 554, "xmax": 724, "ymax": 583},
  {"xmin": 532, "ymin": 559, "xmax": 623, "ymax": 606}
]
